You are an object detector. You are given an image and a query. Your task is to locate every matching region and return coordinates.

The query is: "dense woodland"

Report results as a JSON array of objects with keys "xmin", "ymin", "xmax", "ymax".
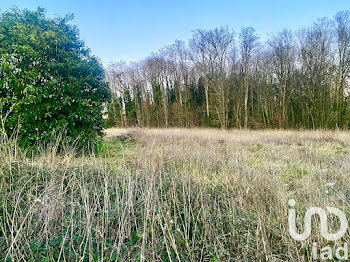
[{"xmin": 106, "ymin": 11, "xmax": 350, "ymax": 129}]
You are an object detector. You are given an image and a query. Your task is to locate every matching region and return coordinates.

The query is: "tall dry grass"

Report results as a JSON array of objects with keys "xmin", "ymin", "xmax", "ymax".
[{"xmin": 1, "ymin": 128, "xmax": 350, "ymax": 261}]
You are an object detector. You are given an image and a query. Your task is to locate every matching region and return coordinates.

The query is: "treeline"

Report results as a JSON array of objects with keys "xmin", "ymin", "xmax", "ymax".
[{"xmin": 106, "ymin": 11, "xmax": 350, "ymax": 129}]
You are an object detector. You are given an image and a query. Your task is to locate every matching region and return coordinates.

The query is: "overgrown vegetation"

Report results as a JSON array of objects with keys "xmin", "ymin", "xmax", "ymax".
[
  {"xmin": 1, "ymin": 128, "xmax": 350, "ymax": 261},
  {"xmin": 1, "ymin": 5, "xmax": 350, "ymax": 262},
  {"xmin": 0, "ymin": 8, "xmax": 110, "ymax": 147}
]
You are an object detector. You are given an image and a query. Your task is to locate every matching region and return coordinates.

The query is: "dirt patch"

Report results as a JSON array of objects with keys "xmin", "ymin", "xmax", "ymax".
[{"xmin": 109, "ymin": 130, "xmax": 141, "ymax": 142}]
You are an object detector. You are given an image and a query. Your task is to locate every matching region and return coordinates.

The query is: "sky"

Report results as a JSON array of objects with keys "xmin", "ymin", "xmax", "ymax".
[{"xmin": 1, "ymin": 0, "xmax": 350, "ymax": 66}]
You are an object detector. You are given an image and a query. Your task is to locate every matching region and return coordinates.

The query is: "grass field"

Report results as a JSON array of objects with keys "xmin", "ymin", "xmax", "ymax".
[{"xmin": 1, "ymin": 128, "xmax": 350, "ymax": 261}]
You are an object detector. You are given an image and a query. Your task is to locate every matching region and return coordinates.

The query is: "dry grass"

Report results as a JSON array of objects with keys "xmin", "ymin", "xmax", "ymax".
[{"xmin": 1, "ymin": 128, "xmax": 350, "ymax": 261}]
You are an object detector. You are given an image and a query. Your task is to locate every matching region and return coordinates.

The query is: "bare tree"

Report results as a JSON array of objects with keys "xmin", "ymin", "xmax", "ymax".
[
  {"xmin": 297, "ymin": 18, "xmax": 334, "ymax": 128},
  {"xmin": 334, "ymin": 11, "xmax": 350, "ymax": 127},
  {"xmin": 189, "ymin": 27, "xmax": 235, "ymax": 127},
  {"xmin": 240, "ymin": 27, "xmax": 259, "ymax": 129},
  {"xmin": 268, "ymin": 29, "xmax": 295, "ymax": 127},
  {"xmin": 106, "ymin": 62, "xmax": 129, "ymax": 127}
]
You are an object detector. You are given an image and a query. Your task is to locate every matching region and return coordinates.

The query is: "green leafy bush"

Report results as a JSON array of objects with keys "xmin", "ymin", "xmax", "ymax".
[{"xmin": 0, "ymin": 7, "xmax": 111, "ymax": 147}]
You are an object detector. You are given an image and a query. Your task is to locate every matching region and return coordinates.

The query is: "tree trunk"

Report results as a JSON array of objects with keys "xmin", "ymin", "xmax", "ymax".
[
  {"xmin": 204, "ymin": 77, "xmax": 210, "ymax": 124},
  {"xmin": 244, "ymin": 71, "xmax": 249, "ymax": 129}
]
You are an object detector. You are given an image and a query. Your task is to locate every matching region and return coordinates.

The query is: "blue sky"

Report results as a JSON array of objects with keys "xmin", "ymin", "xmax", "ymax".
[{"xmin": 1, "ymin": 0, "xmax": 349, "ymax": 65}]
